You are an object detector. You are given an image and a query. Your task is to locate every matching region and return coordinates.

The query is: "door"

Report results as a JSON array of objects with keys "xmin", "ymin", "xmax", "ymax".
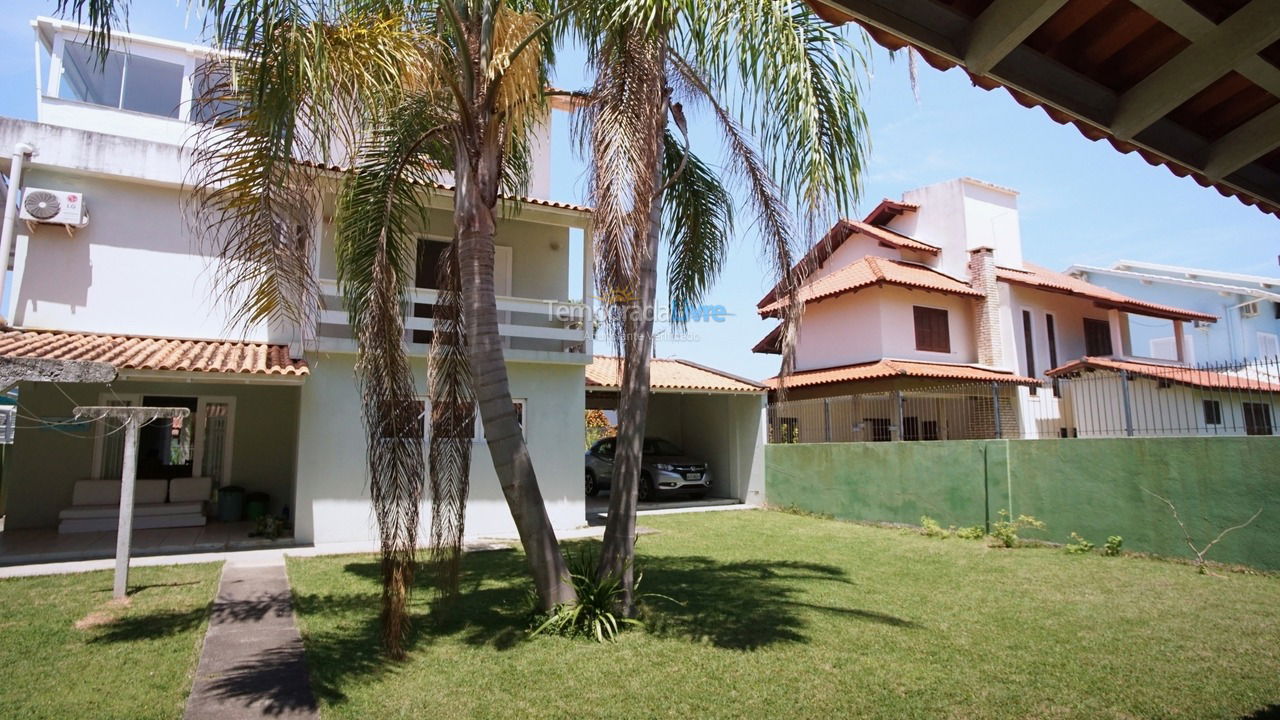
[
  {"xmin": 137, "ymin": 396, "xmax": 198, "ymax": 479},
  {"xmin": 192, "ymin": 397, "xmax": 236, "ymax": 487},
  {"xmin": 1243, "ymin": 403, "xmax": 1273, "ymax": 436},
  {"xmin": 590, "ymin": 437, "xmax": 616, "ymax": 480}
]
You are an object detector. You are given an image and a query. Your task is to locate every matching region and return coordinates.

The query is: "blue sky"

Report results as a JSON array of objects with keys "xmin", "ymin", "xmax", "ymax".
[{"xmin": 4, "ymin": 2, "xmax": 1277, "ymax": 380}]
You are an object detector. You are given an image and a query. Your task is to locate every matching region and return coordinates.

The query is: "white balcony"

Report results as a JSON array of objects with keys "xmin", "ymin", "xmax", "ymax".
[{"xmin": 314, "ymin": 280, "xmax": 592, "ymax": 364}]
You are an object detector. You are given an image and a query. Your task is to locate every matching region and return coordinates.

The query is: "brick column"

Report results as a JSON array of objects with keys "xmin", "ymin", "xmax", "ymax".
[{"xmin": 968, "ymin": 247, "xmax": 1004, "ymax": 367}]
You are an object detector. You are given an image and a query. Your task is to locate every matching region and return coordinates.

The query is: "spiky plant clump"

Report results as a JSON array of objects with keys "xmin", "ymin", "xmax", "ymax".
[{"xmin": 530, "ymin": 549, "xmax": 677, "ymax": 643}]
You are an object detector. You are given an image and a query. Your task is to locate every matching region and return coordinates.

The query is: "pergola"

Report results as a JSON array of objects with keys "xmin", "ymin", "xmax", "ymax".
[{"xmin": 806, "ymin": 0, "xmax": 1280, "ymax": 218}]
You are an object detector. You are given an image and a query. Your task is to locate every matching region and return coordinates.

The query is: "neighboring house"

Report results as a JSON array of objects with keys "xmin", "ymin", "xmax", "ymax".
[
  {"xmin": 1064, "ymin": 261, "xmax": 1280, "ymax": 364},
  {"xmin": 754, "ymin": 177, "xmax": 1279, "ymax": 442},
  {"xmin": 0, "ymin": 18, "xmax": 594, "ymax": 545}
]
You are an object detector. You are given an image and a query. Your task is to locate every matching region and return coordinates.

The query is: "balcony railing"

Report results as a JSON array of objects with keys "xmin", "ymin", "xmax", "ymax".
[{"xmin": 315, "ymin": 280, "xmax": 591, "ymax": 360}]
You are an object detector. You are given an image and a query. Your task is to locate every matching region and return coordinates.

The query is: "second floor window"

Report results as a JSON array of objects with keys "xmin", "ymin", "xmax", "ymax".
[
  {"xmin": 59, "ymin": 41, "xmax": 184, "ymax": 119},
  {"xmin": 1083, "ymin": 317, "xmax": 1113, "ymax": 356},
  {"xmin": 913, "ymin": 306, "xmax": 950, "ymax": 353}
]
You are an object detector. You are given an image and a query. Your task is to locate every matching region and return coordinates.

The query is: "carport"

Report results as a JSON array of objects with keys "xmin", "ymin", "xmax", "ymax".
[{"xmin": 585, "ymin": 356, "xmax": 767, "ymax": 508}]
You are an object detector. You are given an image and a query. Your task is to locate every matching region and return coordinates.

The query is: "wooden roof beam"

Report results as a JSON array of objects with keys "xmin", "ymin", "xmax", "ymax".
[
  {"xmin": 1111, "ymin": 0, "xmax": 1280, "ymax": 141},
  {"xmin": 963, "ymin": 0, "xmax": 1068, "ymax": 77},
  {"xmin": 1131, "ymin": 0, "xmax": 1280, "ymax": 99},
  {"xmin": 1204, "ymin": 104, "xmax": 1280, "ymax": 181}
]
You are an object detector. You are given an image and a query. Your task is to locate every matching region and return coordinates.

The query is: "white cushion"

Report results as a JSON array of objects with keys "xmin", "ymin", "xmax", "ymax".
[
  {"xmin": 135, "ymin": 479, "xmax": 168, "ymax": 504},
  {"xmin": 169, "ymin": 477, "xmax": 212, "ymax": 503},
  {"xmin": 58, "ymin": 501, "xmax": 204, "ymax": 521},
  {"xmin": 71, "ymin": 480, "xmax": 120, "ymax": 506}
]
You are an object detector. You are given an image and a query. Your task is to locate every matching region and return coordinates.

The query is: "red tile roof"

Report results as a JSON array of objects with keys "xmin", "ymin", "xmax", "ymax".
[
  {"xmin": 1045, "ymin": 357, "xmax": 1280, "ymax": 393},
  {"xmin": 756, "ymin": 218, "xmax": 938, "ymax": 310},
  {"xmin": 766, "ymin": 359, "xmax": 1041, "ymax": 389},
  {"xmin": 864, "ymin": 199, "xmax": 920, "ymax": 226},
  {"xmin": 758, "ymin": 256, "xmax": 980, "ymax": 316},
  {"xmin": 0, "ymin": 328, "xmax": 308, "ymax": 376},
  {"xmin": 997, "ymin": 264, "xmax": 1218, "ymax": 323},
  {"xmin": 587, "ymin": 356, "xmax": 764, "ymax": 393},
  {"xmin": 298, "ymin": 160, "xmax": 592, "ymax": 214}
]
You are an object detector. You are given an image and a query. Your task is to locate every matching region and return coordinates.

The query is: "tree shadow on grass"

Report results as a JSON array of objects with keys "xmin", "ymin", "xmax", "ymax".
[{"xmin": 294, "ymin": 543, "xmax": 920, "ymax": 705}]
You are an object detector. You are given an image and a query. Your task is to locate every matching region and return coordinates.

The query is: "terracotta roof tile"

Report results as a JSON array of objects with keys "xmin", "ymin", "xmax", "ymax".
[
  {"xmin": 766, "ymin": 359, "xmax": 1041, "ymax": 389},
  {"xmin": 587, "ymin": 356, "xmax": 764, "ymax": 393},
  {"xmin": 1045, "ymin": 357, "xmax": 1280, "ymax": 392},
  {"xmin": 997, "ymin": 264, "xmax": 1217, "ymax": 323},
  {"xmin": 0, "ymin": 328, "xmax": 308, "ymax": 377},
  {"xmin": 757, "ymin": 218, "xmax": 938, "ymax": 309},
  {"xmin": 759, "ymin": 256, "xmax": 980, "ymax": 316}
]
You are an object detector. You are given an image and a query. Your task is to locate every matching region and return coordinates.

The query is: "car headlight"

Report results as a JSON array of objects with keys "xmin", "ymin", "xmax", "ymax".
[{"xmin": 654, "ymin": 463, "xmax": 673, "ymax": 471}]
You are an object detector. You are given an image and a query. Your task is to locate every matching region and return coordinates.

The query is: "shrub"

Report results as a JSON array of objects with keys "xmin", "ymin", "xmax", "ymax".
[
  {"xmin": 1065, "ymin": 532, "xmax": 1095, "ymax": 554},
  {"xmin": 955, "ymin": 525, "xmax": 986, "ymax": 541},
  {"xmin": 529, "ymin": 549, "xmax": 676, "ymax": 643},
  {"xmin": 919, "ymin": 515, "xmax": 949, "ymax": 539},
  {"xmin": 1103, "ymin": 535, "xmax": 1124, "ymax": 557},
  {"xmin": 990, "ymin": 509, "xmax": 1046, "ymax": 548}
]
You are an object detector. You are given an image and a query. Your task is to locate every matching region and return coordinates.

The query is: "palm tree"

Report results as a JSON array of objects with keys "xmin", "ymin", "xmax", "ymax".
[
  {"xmin": 572, "ymin": 0, "xmax": 870, "ymax": 610},
  {"xmin": 58, "ymin": 0, "xmax": 577, "ymax": 656}
]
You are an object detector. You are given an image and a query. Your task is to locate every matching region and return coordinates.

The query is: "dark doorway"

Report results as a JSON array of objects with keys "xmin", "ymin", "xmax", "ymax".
[
  {"xmin": 1243, "ymin": 403, "xmax": 1273, "ymax": 436},
  {"xmin": 413, "ymin": 238, "xmax": 450, "ymax": 344},
  {"xmin": 137, "ymin": 396, "xmax": 198, "ymax": 479}
]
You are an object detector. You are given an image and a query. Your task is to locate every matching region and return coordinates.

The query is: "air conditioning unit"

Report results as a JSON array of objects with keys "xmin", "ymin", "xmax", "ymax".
[
  {"xmin": 19, "ymin": 187, "xmax": 88, "ymax": 228},
  {"xmin": 1193, "ymin": 319, "xmax": 1213, "ymax": 330},
  {"xmin": 1240, "ymin": 301, "xmax": 1260, "ymax": 319}
]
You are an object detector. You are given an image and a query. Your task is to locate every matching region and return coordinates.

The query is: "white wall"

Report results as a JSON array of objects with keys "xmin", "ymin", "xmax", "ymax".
[
  {"xmin": 794, "ymin": 288, "xmax": 883, "ymax": 370},
  {"xmin": 896, "ymin": 178, "xmax": 1022, "ymax": 279},
  {"xmin": 293, "ymin": 354, "xmax": 585, "ymax": 545},
  {"xmin": 877, "ymin": 286, "xmax": 977, "ymax": 364},
  {"xmin": 649, "ymin": 392, "xmax": 766, "ymax": 504},
  {"xmin": 10, "ymin": 167, "xmax": 279, "ymax": 343}
]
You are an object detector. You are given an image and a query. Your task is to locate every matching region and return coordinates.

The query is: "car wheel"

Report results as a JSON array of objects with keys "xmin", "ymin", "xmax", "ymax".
[
  {"xmin": 637, "ymin": 473, "xmax": 654, "ymax": 503},
  {"xmin": 585, "ymin": 470, "xmax": 599, "ymax": 497}
]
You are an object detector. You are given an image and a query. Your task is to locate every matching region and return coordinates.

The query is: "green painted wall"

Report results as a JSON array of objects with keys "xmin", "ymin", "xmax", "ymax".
[{"xmin": 767, "ymin": 438, "xmax": 1280, "ymax": 570}]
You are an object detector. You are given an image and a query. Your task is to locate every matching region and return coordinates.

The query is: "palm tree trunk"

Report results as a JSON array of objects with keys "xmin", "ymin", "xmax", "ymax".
[
  {"xmin": 597, "ymin": 67, "xmax": 669, "ymax": 614},
  {"xmin": 454, "ymin": 140, "xmax": 576, "ymax": 610}
]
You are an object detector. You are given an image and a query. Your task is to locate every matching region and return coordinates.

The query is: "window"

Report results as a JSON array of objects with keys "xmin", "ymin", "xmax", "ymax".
[
  {"xmin": 412, "ymin": 238, "xmax": 450, "ymax": 344},
  {"xmin": 190, "ymin": 60, "xmax": 241, "ymax": 124},
  {"xmin": 863, "ymin": 417, "xmax": 892, "ymax": 442},
  {"xmin": 137, "ymin": 396, "xmax": 198, "ymax": 479},
  {"xmin": 1046, "ymin": 314, "xmax": 1060, "ymax": 396},
  {"xmin": 1203, "ymin": 400, "xmax": 1222, "ymax": 426},
  {"xmin": 1083, "ymin": 318, "xmax": 1113, "ymax": 356},
  {"xmin": 921, "ymin": 420, "xmax": 939, "ymax": 441},
  {"xmin": 382, "ymin": 398, "xmax": 426, "ymax": 440},
  {"xmin": 913, "ymin": 306, "xmax": 950, "ymax": 353},
  {"xmin": 902, "ymin": 417, "xmax": 920, "ymax": 441},
  {"xmin": 1240, "ymin": 301, "xmax": 1260, "ymax": 318},
  {"xmin": 1243, "ymin": 403, "xmax": 1273, "ymax": 436},
  {"xmin": 595, "ymin": 438, "xmax": 616, "ymax": 457},
  {"xmin": 472, "ymin": 399, "xmax": 526, "ymax": 441},
  {"xmin": 1258, "ymin": 332, "xmax": 1279, "ymax": 359},
  {"xmin": 1022, "ymin": 310, "xmax": 1036, "ymax": 377},
  {"xmin": 58, "ymin": 41, "xmax": 184, "ymax": 118}
]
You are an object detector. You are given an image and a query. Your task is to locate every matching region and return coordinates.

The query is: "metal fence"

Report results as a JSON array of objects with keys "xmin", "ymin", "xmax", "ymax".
[{"xmin": 767, "ymin": 356, "xmax": 1280, "ymax": 443}]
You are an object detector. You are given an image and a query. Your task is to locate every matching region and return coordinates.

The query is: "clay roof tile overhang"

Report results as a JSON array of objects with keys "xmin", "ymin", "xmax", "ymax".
[
  {"xmin": 765, "ymin": 358, "xmax": 1041, "ymax": 389},
  {"xmin": 757, "ymin": 211, "xmax": 937, "ymax": 309},
  {"xmin": 587, "ymin": 356, "xmax": 766, "ymax": 393},
  {"xmin": 804, "ymin": 0, "xmax": 1280, "ymax": 219},
  {"xmin": 998, "ymin": 263, "xmax": 1219, "ymax": 322},
  {"xmin": 1045, "ymin": 356, "xmax": 1280, "ymax": 392},
  {"xmin": 0, "ymin": 328, "xmax": 309, "ymax": 378},
  {"xmin": 758, "ymin": 255, "xmax": 980, "ymax": 317}
]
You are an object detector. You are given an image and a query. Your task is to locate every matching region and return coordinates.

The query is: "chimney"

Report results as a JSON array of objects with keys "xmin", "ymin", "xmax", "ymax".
[{"xmin": 968, "ymin": 247, "xmax": 1004, "ymax": 367}]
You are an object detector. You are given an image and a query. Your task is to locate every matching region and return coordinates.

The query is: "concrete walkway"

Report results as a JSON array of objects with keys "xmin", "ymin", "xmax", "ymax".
[{"xmin": 184, "ymin": 553, "xmax": 318, "ymax": 720}]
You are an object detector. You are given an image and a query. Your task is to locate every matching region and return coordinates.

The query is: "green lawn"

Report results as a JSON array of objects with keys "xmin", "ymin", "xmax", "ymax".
[
  {"xmin": 288, "ymin": 510, "xmax": 1280, "ymax": 719},
  {"xmin": 0, "ymin": 563, "xmax": 222, "ymax": 720}
]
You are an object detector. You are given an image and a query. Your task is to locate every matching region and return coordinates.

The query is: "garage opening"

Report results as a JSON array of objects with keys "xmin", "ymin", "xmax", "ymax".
[{"xmin": 583, "ymin": 357, "xmax": 767, "ymax": 523}]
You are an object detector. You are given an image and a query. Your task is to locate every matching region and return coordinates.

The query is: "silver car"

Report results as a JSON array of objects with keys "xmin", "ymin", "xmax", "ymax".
[{"xmin": 585, "ymin": 437, "xmax": 710, "ymax": 502}]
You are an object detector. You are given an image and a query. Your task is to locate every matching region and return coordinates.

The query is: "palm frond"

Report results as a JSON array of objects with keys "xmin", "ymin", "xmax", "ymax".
[
  {"xmin": 661, "ymin": 131, "xmax": 732, "ymax": 328},
  {"xmin": 427, "ymin": 238, "xmax": 474, "ymax": 601},
  {"xmin": 334, "ymin": 89, "xmax": 453, "ymax": 659}
]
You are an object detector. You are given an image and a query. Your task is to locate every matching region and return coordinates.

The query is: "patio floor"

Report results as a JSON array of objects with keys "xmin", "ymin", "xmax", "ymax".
[{"xmin": 0, "ymin": 519, "xmax": 296, "ymax": 566}]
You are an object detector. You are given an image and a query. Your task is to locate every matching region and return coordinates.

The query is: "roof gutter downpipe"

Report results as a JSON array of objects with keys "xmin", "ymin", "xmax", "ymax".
[{"xmin": 0, "ymin": 142, "xmax": 34, "ymax": 326}]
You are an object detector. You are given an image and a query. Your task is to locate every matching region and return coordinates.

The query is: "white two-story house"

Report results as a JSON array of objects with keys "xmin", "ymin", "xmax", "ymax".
[
  {"xmin": 756, "ymin": 177, "xmax": 1278, "ymax": 442},
  {"xmin": 0, "ymin": 18, "xmax": 595, "ymax": 549},
  {"xmin": 1065, "ymin": 261, "xmax": 1280, "ymax": 365}
]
